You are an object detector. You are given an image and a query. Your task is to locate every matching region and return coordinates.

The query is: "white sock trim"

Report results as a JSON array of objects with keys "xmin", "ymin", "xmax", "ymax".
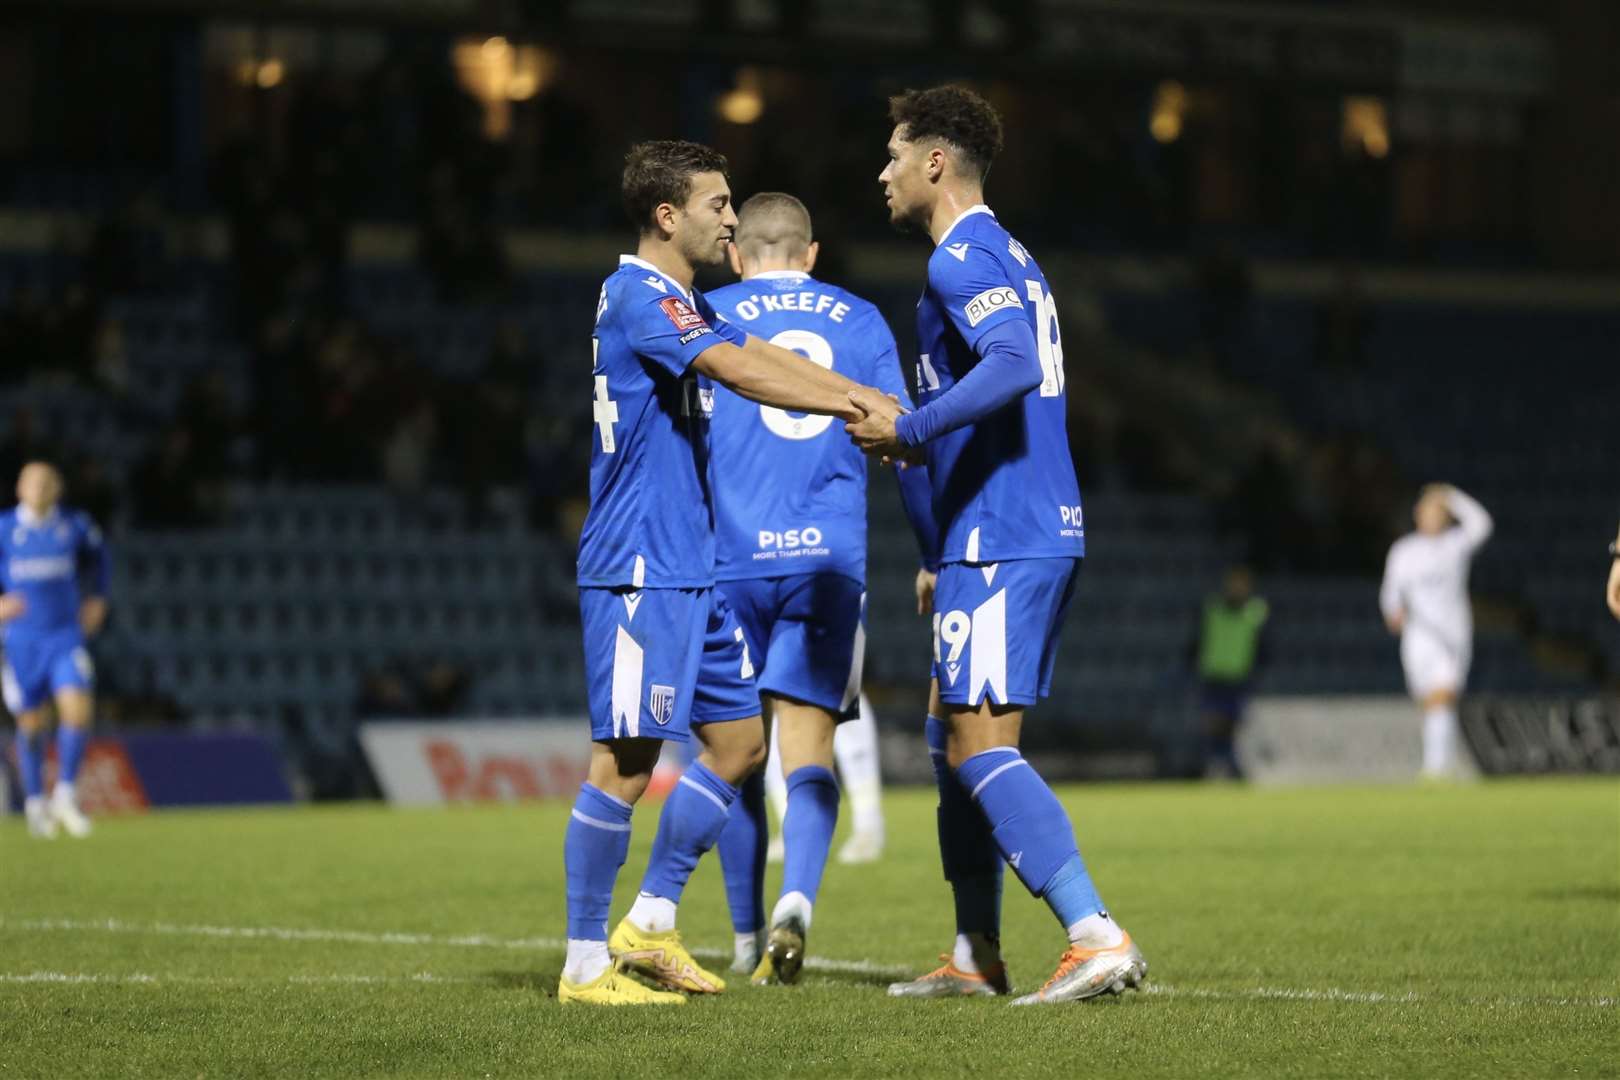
[
  {"xmin": 1066, "ymin": 912, "xmax": 1124, "ymax": 949},
  {"xmin": 967, "ymin": 757, "xmax": 1028, "ymax": 800},
  {"xmin": 771, "ymin": 890, "xmax": 813, "ymax": 931},
  {"xmin": 678, "ymin": 774, "xmax": 730, "ymax": 812},
  {"xmin": 570, "ymin": 809, "xmax": 631, "ymax": 832},
  {"xmin": 562, "ymin": 939, "xmax": 612, "ymax": 985},
  {"xmin": 627, "ymin": 893, "xmax": 678, "ymax": 934}
]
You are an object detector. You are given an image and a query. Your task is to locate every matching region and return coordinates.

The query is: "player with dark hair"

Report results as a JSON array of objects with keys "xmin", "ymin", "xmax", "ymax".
[
  {"xmin": 560, "ymin": 141, "xmax": 900, "ymax": 1006},
  {"xmin": 1, "ymin": 461, "xmax": 109, "ymax": 839},
  {"xmin": 703, "ymin": 192, "xmax": 939, "ymax": 984},
  {"xmin": 847, "ymin": 86, "xmax": 1148, "ymax": 1005}
]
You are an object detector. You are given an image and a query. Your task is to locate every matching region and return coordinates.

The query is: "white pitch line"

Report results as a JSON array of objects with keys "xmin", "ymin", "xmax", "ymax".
[
  {"xmin": 4, "ymin": 918, "xmax": 1614, "ymax": 1008},
  {"xmin": 0, "ymin": 971, "xmax": 478, "ymax": 987},
  {"xmin": 0, "ymin": 916, "xmax": 913, "ymax": 979}
]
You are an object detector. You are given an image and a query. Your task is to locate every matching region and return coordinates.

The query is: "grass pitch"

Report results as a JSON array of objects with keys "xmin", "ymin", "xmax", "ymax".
[{"xmin": 3, "ymin": 778, "xmax": 1616, "ymax": 1078}]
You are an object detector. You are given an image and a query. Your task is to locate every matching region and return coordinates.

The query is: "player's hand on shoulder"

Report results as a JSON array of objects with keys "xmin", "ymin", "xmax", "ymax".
[
  {"xmin": 0, "ymin": 592, "xmax": 26, "ymax": 622},
  {"xmin": 915, "ymin": 568, "xmax": 937, "ymax": 616}
]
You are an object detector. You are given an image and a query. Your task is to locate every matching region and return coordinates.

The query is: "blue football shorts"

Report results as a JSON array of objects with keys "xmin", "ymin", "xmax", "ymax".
[
  {"xmin": 718, "ymin": 572, "xmax": 865, "ymax": 718},
  {"xmin": 579, "ymin": 586, "xmax": 760, "ymax": 744},
  {"xmin": 931, "ymin": 557, "xmax": 1080, "ymax": 708},
  {"xmin": 2, "ymin": 628, "xmax": 94, "ymax": 715}
]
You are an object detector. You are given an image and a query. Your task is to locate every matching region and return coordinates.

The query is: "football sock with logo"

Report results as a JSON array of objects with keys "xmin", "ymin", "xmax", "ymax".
[
  {"xmin": 955, "ymin": 746, "xmax": 1106, "ymax": 931},
  {"xmin": 715, "ymin": 770, "xmax": 767, "ymax": 938},
  {"xmin": 927, "ymin": 716, "xmax": 1003, "ymax": 970},
  {"xmin": 56, "ymin": 725, "xmax": 89, "ymax": 788},
  {"xmin": 778, "ymin": 765, "xmax": 839, "ymax": 925},
  {"xmin": 15, "ymin": 729, "xmax": 45, "ymax": 799},
  {"xmin": 634, "ymin": 760, "xmax": 738, "ymax": 926},
  {"xmin": 563, "ymin": 784, "xmax": 634, "ymax": 983}
]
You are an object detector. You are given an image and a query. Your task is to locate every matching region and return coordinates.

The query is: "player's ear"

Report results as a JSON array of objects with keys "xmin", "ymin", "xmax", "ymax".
[
  {"xmin": 727, "ymin": 241, "xmax": 743, "ymax": 277},
  {"xmin": 653, "ymin": 200, "xmax": 679, "ymax": 239},
  {"xmin": 803, "ymin": 241, "xmax": 819, "ymax": 274}
]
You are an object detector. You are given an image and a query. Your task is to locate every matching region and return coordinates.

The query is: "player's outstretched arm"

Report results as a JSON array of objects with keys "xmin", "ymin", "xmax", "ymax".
[
  {"xmin": 1443, "ymin": 486, "xmax": 1493, "ymax": 549},
  {"xmin": 694, "ymin": 337, "xmax": 875, "ymax": 422},
  {"xmin": 896, "ymin": 319, "xmax": 1044, "ymax": 447}
]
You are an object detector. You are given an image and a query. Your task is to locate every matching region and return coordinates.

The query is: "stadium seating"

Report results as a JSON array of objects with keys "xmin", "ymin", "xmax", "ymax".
[{"xmin": 2, "ymin": 246, "xmax": 1611, "ymax": 783}]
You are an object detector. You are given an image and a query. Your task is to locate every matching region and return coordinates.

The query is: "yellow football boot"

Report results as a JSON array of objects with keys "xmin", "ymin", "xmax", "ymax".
[
  {"xmin": 557, "ymin": 966, "xmax": 685, "ymax": 1006},
  {"xmin": 609, "ymin": 918, "xmax": 726, "ymax": 994}
]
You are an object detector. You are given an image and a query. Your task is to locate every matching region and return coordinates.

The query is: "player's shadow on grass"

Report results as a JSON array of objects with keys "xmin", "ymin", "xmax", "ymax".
[
  {"xmin": 1528, "ymin": 885, "xmax": 1620, "ymax": 903},
  {"xmin": 488, "ymin": 970, "xmax": 560, "ymax": 996},
  {"xmin": 483, "ymin": 966, "xmax": 897, "ymax": 993},
  {"xmin": 800, "ymin": 966, "xmax": 907, "ymax": 990}
]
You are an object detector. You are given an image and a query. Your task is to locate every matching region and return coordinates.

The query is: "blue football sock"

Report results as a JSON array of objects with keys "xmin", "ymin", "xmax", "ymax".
[
  {"xmin": 16, "ymin": 730, "xmax": 45, "ymax": 799},
  {"xmin": 639, "ymin": 759, "xmax": 738, "ymax": 904},
  {"xmin": 780, "ymin": 764, "xmax": 839, "ymax": 907},
  {"xmin": 926, "ymin": 716, "xmax": 1003, "ymax": 940},
  {"xmin": 955, "ymin": 746, "xmax": 1104, "ymax": 928},
  {"xmin": 563, "ymin": 784, "xmax": 634, "ymax": 941},
  {"xmin": 56, "ymin": 726, "xmax": 89, "ymax": 786},
  {"xmin": 715, "ymin": 770, "xmax": 767, "ymax": 933}
]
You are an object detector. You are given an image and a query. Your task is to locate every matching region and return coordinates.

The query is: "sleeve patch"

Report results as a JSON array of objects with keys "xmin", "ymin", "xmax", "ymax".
[
  {"xmin": 659, "ymin": 296, "xmax": 708, "ymax": 331},
  {"xmin": 963, "ymin": 285, "xmax": 1024, "ymax": 327}
]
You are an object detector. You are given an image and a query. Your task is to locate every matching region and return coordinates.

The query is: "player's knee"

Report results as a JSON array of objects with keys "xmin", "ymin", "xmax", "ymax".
[
  {"xmin": 703, "ymin": 734, "xmax": 767, "ymax": 785},
  {"xmin": 730, "ymin": 736, "xmax": 769, "ymax": 777},
  {"xmin": 14, "ymin": 709, "xmax": 46, "ymax": 734}
]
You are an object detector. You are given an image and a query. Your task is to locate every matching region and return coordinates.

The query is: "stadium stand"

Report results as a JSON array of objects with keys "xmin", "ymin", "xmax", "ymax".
[{"xmin": 2, "ymin": 211, "xmax": 1613, "ymax": 785}]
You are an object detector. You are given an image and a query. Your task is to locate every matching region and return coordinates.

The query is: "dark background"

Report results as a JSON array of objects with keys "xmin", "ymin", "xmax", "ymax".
[{"xmin": 0, "ymin": 0, "xmax": 1615, "ymax": 793}]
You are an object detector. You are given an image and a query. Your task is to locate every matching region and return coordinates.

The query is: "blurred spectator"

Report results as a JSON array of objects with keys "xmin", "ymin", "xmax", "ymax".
[
  {"xmin": 176, "ymin": 372, "xmax": 240, "ymax": 476},
  {"xmin": 381, "ymin": 399, "xmax": 441, "ymax": 498},
  {"xmin": 355, "ymin": 664, "xmax": 418, "ymax": 719},
  {"xmin": 65, "ymin": 454, "xmax": 119, "ymax": 527},
  {"xmin": 1195, "ymin": 245, "xmax": 1254, "ymax": 377},
  {"xmin": 417, "ymin": 660, "xmax": 471, "ymax": 716},
  {"xmin": 0, "ymin": 285, "xmax": 53, "ymax": 382},
  {"xmin": 89, "ymin": 314, "xmax": 132, "ymax": 397},
  {"xmin": 354, "ymin": 658, "xmax": 472, "ymax": 719},
  {"xmin": 1190, "ymin": 566, "xmax": 1270, "ymax": 780},
  {"xmin": 1224, "ymin": 433, "xmax": 1315, "ymax": 573},
  {"xmin": 129, "ymin": 426, "xmax": 221, "ymax": 528},
  {"xmin": 419, "ymin": 191, "xmax": 510, "ymax": 303},
  {"xmin": 85, "ymin": 188, "xmax": 169, "ymax": 296},
  {"xmin": 1314, "ymin": 265, "xmax": 1371, "ymax": 372}
]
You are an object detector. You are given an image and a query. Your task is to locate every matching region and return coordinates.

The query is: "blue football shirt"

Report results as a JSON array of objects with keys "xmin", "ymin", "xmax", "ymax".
[
  {"xmin": 576, "ymin": 255, "xmax": 749, "ymax": 590},
  {"xmin": 914, "ymin": 206, "xmax": 1084, "ymax": 564},
  {"xmin": 0, "ymin": 505, "xmax": 110, "ymax": 637},
  {"xmin": 706, "ymin": 272, "xmax": 911, "ymax": 582}
]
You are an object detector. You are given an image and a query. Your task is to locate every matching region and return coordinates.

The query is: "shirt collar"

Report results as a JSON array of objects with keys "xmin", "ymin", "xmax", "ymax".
[
  {"xmin": 619, "ymin": 254, "xmax": 695, "ymax": 302},
  {"xmin": 17, "ymin": 505, "xmax": 57, "ymax": 528},
  {"xmin": 937, "ymin": 203, "xmax": 994, "ymax": 246},
  {"xmin": 746, "ymin": 270, "xmax": 811, "ymax": 281}
]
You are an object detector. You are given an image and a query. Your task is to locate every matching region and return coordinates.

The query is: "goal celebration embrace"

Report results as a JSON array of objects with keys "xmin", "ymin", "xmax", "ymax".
[{"xmin": 564, "ymin": 84, "xmax": 1144, "ymax": 1007}]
